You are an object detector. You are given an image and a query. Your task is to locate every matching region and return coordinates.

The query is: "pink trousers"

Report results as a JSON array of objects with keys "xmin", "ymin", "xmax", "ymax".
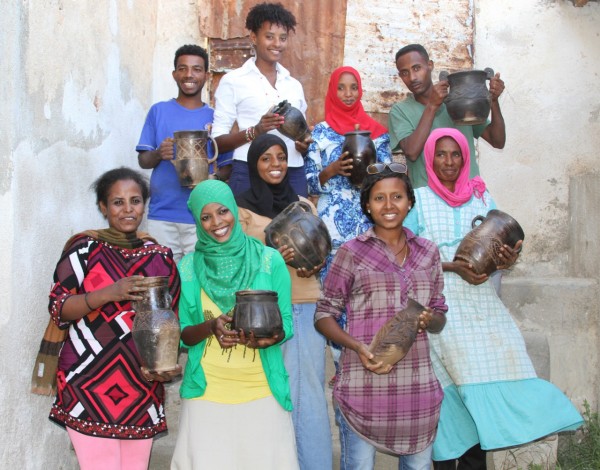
[{"xmin": 67, "ymin": 428, "xmax": 153, "ymax": 470}]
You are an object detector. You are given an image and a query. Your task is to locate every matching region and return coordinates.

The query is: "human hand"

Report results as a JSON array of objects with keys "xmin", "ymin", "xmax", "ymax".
[
  {"xmin": 295, "ymin": 128, "xmax": 314, "ymax": 154},
  {"xmin": 256, "ymin": 111, "xmax": 285, "ymax": 135},
  {"xmin": 355, "ymin": 342, "xmax": 392, "ymax": 374},
  {"xmin": 489, "ymin": 73, "xmax": 505, "ymax": 102},
  {"xmin": 211, "ymin": 314, "xmax": 239, "ymax": 348},
  {"xmin": 295, "ymin": 261, "xmax": 325, "ymax": 279},
  {"xmin": 238, "ymin": 329, "xmax": 283, "ymax": 349},
  {"xmin": 141, "ymin": 364, "xmax": 182, "ymax": 383},
  {"xmin": 158, "ymin": 137, "xmax": 175, "ymax": 160},
  {"xmin": 451, "ymin": 260, "xmax": 489, "ymax": 285},
  {"xmin": 110, "ymin": 275, "xmax": 149, "ymax": 303},
  {"xmin": 417, "ymin": 307, "xmax": 433, "ymax": 333},
  {"xmin": 496, "ymin": 240, "xmax": 522, "ymax": 270},
  {"xmin": 431, "ymin": 80, "xmax": 450, "ymax": 107},
  {"xmin": 329, "ymin": 151, "xmax": 353, "ymax": 177},
  {"xmin": 277, "ymin": 245, "xmax": 296, "ymax": 265}
]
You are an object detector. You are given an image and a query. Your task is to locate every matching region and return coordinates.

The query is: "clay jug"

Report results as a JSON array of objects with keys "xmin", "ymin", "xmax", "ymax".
[
  {"xmin": 342, "ymin": 130, "xmax": 377, "ymax": 186},
  {"xmin": 269, "ymin": 100, "xmax": 312, "ymax": 142},
  {"xmin": 439, "ymin": 68, "xmax": 494, "ymax": 125},
  {"xmin": 131, "ymin": 276, "xmax": 180, "ymax": 373},
  {"xmin": 368, "ymin": 298, "xmax": 423, "ymax": 368},
  {"xmin": 231, "ymin": 290, "xmax": 283, "ymax": 338},
  {"xmin": 454, "ymin": 209, "xmax": 525, "ymax": 275},
  {"xmin": 172, "ymin": 130, "xmax": 219, "ymax": 188},
  {"xmin": 264, "ymin": 201, "xmax": 332, "ymax": 270}
]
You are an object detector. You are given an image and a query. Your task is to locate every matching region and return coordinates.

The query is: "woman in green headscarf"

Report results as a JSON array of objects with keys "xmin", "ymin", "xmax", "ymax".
[{"xmin": 171, "ymin": 180, "xmax": 298, "ymax": 470}]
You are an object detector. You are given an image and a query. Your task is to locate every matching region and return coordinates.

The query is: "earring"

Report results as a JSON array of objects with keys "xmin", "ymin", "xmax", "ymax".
[{"xmin": 367, "ymin": 209, "xmax": 371, "ymax": 213}]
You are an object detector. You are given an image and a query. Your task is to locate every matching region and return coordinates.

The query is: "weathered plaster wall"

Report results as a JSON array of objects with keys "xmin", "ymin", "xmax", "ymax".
[{"xmin": 0, "ymin": 1, "xmax": 202, "ymax": 468}]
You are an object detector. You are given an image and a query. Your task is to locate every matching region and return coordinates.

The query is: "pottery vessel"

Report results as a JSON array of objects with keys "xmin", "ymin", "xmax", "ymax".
[
  {"xmin": 131, "ymin": 276, "xmax": 180, "ymax": 373},
  {"xmin": 264, "ymin": 201, "xmax": 332, "ymax": 271},
  {"xmin": 454, "ymin": 209, "xmax": 525, "ymax": 275},
  {"xmin": 368, "ymin": 298, "xmax": 423, "ymax": 368},
  {"xmin": 231, "ymin": 290, "xmax": 283, "ymax": 338},
  {"xmin": 269, "ymin": 100, "xmax": 312, "ymax": 142},
  {"xmin": 172, "ymin": 130, "xmax": 219, "ymax": 188},
  {"xmin": 439, "ymin": 68, "xmax": 494, "ymax": 125},
  {"xmin": 341, "ymin": 130, "xmax": 377, "ymax": 186}
]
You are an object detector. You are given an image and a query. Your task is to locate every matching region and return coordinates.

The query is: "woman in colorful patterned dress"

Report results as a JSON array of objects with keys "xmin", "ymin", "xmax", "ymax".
[
  {"xmin": 403, "ymin": 128, "xmax": 583, "ymax": 469},
  {"xmin": 315, "ymin": 163, "xmax": 447, "ymax": 470},
  {"xmin": 48, "ymin": 167, "xmax": 181, "ymax": 470}
]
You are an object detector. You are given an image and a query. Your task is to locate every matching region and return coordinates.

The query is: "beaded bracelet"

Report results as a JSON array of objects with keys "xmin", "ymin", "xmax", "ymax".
[
  {"xmin": 245, "ymin": 126, "xmax": 256, "ymax": 142},
  {"xmin": 84, "ymin": 293, "xmax": 95, "ymax": 311}
]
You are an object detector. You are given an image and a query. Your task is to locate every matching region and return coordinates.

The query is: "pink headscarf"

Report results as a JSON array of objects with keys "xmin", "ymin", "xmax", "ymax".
[{"xmin": 424, "ymin": 128, "xmax": 486, "ymax": 207}]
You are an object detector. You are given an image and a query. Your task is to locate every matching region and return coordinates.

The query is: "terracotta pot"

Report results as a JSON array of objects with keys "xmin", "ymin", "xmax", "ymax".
[
  {"xmin": 341, "ymin": 130, "xmax": 377, "ymax": 186},
  {"xmin": 269, "ymin": 100, "xmax": 311, "ymax": 142},
  {"xmin": 368, "ymin": 298, "xmax": 423, "ymax": 368},
  {"xmin": 454, "ymin": 209, "xmax": 525, "ymax": 275},
  {"xmin": 172, "ymin": 130, "xmax": 219, "ymax": 188},
  {"xmin": 264, "ymin": 201, "xmax": 332, "ymax": 270},
  {"xmin": 131, "ymin": 276, "xmax": 180, "ymax": 373},
  {"xmin": 439, "ymin": 68, "xmax": 494, "ymax": 125},
  {"xmin": 231, "ymin": 290, "xmax": 283, "ymax": 338}
]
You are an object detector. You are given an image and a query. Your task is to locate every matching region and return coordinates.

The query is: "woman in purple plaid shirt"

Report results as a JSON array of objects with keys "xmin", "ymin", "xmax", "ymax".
[{"xmin": 315, "ymin": 163, "xmax": 448, "ymax": 470}]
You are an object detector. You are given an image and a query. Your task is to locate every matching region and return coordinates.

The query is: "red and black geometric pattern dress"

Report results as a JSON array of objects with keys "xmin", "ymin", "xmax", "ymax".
[{"xmin": 48, "ymin": 234, "xmax": 180, "ymax": 439}]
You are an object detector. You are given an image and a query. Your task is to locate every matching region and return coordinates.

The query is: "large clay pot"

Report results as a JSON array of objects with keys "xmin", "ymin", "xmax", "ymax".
[
  {"xmin": 454, "ymin": 209, "xmax": 525, "ymax": 275},
  {"xmin": 269, "ymin": 100, "xmax": 312, "ymax": 142},
  {"xmin": 131, "ymin": 276, "xmax": 180, "ymax": 373},
  {"xmin": 231, "ymin": 290, "xmax": 283, "ymax": 338},
  {"xmin": 172, "ymin": 130, "xmax": 219, "ymax": 188},
  {"xmin": 264, "ymin": 201, "xmax": 332, "ymax": 270},
  {"xmin": 341, "ymin": 130, "xmax": 377, "ymax": 186},
  {"xmin": 439, "ymin": 68, "xmax": 494, "ymax": 126},
  {"xmin": 368, "ymin": 298, "xmax": 423, "ymax": 368}
]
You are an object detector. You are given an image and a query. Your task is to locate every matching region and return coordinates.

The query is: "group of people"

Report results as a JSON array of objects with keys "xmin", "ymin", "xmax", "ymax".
[{"xmin": 42, "ymin": 2, "xmax": 584, "ymax": 470}]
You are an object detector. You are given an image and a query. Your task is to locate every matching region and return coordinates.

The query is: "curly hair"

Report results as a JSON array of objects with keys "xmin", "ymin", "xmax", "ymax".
[
  {"xmin": 245, "ymin": 2, "xmax": 296, "ymax": 33},
  {"xmin": 359, "ymin": 169, "xmax": 416, "ymax": 224},
  {"xmin": 395, "ymin": 43, "xmax": 429, "ymax": 63},
  {"xmin": 174, "ymin": 44, "xmax": 209, "ymax": 71},
  {"xmin": 91, "ymin": 167, "xmax": 150, "ymax": 207}
]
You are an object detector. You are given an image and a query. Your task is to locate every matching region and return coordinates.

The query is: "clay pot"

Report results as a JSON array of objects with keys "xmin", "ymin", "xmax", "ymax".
[
  {"xmin": 439, "ymin": 68, "xmax": 494, "ymax": 126},
  {"xmin": 269, "ymin": 100, "xmax": 312, "ymax": 142},
  {"xmin": 231, "ymin": 290, "xmax": 283, "ymax": 338},
  {"xmin": 454, "ymin": 209, "xmax": 525, "ymax": 275},
  {"xmin": 264, "ymin": 201, "xmax": 332, "ymax": 270},
  {"xmin": 131, "ymin": 276, "xmax": 180, "ymax": 373},
  {"xmin": 368, "ymin": 298, "xmax": 423, "ymax": 368},
  {"xmin": 341, "ymin": 130, "xmax": 377, "ymax": 186},
  {"xmin": 172, "ymin": 130, "xmax": 219, "ymax": 188}
]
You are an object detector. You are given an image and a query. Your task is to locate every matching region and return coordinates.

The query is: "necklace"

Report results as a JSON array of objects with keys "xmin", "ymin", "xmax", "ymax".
[
  {"xmin": 391, "ymin": 236, "xmax": 407, "ymax": 256},
  {"xmin": 398, "ymin": 245, "xmax": 409, "ymax": 267}
]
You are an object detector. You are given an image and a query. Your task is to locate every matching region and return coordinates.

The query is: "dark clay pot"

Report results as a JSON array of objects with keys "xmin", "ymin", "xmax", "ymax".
[
  {"xmin": 131, "ymin": 276, "xmax": 180, "ymax": 373},
  {"xmin": 454, "ymin": 209, "xmax": 525, "ymax": 276},
  {"xmin": 264, "ymin": 201, "xmax": 332, "ymax": 271},
  {"xmin": 269, "ymin": 100, "xmax": 311, "ymax": 142},
  {"xmin": 172, "ymin": 130, "xmax": 219, "ymax": 188},
  {"xmin": 439, "ymin": 68, "xmax": 494, "ymax": 126},
  {"xmin": 231, "ymin": 290, "xmax": 283, "ymax": 338},
  {"xmin": 341, "ymin": 130, "xmax": 377, "ymax": 186},
  {"xmin": 368, "ymin": 298, "xmax": 423, "ymax": 368}
]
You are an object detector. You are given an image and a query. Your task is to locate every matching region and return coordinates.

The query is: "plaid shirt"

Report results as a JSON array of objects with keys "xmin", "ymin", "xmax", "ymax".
[{"xmin": 316, "ymin": 227, "xmax": 447, "ymax": 455}]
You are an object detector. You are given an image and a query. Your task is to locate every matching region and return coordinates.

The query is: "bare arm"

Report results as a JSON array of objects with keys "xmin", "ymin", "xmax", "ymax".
[
  {"xmin": 480, "ymin": 73, "xmax": 506, "ymax": 149},
  {"xmin": 214, "ymin": 112, "xmax": 285, "ymax": 153},
  {"xmin": 138, "ymin": 138, "xmax": 175, "ymax": 169}
]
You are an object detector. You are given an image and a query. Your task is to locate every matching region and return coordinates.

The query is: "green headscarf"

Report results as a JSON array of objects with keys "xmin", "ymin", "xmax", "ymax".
[{"xmin": 188, "ymin": 180, "xmax": 265, "ymax": 313}]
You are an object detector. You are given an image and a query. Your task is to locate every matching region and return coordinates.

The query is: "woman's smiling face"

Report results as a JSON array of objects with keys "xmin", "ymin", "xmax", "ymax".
[
  {"xmin": 256, "ymin": 144, "xmax": 288, "ymax": 185},
  {"xmin": 98, "ymin": 179, "xmax": 145, "ymax": 234},
  {"xmin": 200, "ymin": 203, "xmax": 236, "ymax": 243}
]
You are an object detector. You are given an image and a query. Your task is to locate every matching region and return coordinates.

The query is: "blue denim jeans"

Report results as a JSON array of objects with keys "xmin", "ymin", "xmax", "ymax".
[
  {"xmin": 282, "ymin": 303, "xmax": 332, "ymax": 470},
  {"xmin": 336, "ymin": 406, "xmax": 433, "ymax": 470}
]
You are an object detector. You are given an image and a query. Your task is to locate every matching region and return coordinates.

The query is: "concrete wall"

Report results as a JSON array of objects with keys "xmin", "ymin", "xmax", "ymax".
[{"xmin": 2, "ymin": 0, "xmax": 599, "ymax": 468}]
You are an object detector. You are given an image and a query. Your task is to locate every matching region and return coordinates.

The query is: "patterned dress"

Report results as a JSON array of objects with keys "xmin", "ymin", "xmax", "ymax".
[
  {"xmin": 404, "ymin": 188, "xmax": 583, "ymax": 459},
  {"xmin": 305, "ymin": 122, "xmax": 391, "ymax": 284},
  {"xmin": 48, "ymin": 235, "xmax": 180, "ymax": 439}
]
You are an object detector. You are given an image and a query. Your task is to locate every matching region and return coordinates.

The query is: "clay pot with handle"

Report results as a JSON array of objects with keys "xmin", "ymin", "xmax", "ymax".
[
  {"xmin": 439, "ymin": 68, "xmax": 495, "ymax": 126},
  {"xmin": 269, "ymin": 100, "xmax": 312, "ymax": 143},
  {"xmin": 172, "ymin": 130, "xmax": 219, "ymax": 188}
]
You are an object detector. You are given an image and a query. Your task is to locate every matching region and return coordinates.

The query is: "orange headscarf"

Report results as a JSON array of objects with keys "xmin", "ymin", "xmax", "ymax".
[{"xmin": 324, "ymin": 66, "xmax": 387, "ymax": 140}]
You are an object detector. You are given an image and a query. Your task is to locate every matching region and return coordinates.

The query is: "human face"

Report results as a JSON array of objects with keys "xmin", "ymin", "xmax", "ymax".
[
  {"xmin": 366, "ymin": 177, "xmax": 411, "ymax": 232},
  {"xmin": 257, "ymin": 144, "xmax": 288, "ymax": 185},
  {"xmin": 395, "ymin": 51, "xmax": 433, "ymax": 97},
  {"xmin": 432, "ymin": 137, "xmax": 464, "ymax": 192},
  {"xmin": 250, "ymin": 22, "xmax": 289, "ymax": 65},
  {"xmin": 98, "ymin": 179, "xmax": 145, "ymax": 234},
  {"xmin": 337, "ymin": 72, "xmax": 360, "ymax": 107},
  {"xmin": 172, "ymin": 54, "xmax": 207, "ymax": 97},
  {"xmin": 200, "ymin": 203, "xmax": 236, "ymax": 243}
]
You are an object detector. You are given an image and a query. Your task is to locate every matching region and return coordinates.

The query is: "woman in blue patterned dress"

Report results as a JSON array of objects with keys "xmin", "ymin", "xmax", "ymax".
[
  {"xmin": 305, "ymin": 66, "xmax": 392, "ymax": 283},
  {"xmin": 404, "ymin": 128, "xmax": 583, "ymax": 469}
]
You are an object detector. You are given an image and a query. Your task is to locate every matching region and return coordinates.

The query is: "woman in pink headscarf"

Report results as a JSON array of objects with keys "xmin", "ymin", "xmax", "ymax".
[{"xmin": 404, "ymin": 128, "xmax": 582, "ymax": 470}]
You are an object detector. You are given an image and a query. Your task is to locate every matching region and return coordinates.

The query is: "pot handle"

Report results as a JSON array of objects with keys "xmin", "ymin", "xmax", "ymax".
[
  {"xmin": 207, "ymin": 135, "xmax": 219, "ymax": 175},
  {"xmin": 297, "ymin": 201, "xmax": 312, "ymax": 213},
  {"xmin": 484, "ymin": 67, "xmax": 495, "ymax": 80},
  {"xmin": 439, "ymin": 71, "xmax": 449, "ymax": 82},
  {"xmin": 471, "ymin": 214, "xmax": 485, "ymax": 228}
]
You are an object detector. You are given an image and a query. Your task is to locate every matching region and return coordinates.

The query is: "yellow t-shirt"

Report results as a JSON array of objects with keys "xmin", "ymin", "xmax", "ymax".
[{"xmin": 198, "ymin": 290, "xmax": 272, "ymax": 404}]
